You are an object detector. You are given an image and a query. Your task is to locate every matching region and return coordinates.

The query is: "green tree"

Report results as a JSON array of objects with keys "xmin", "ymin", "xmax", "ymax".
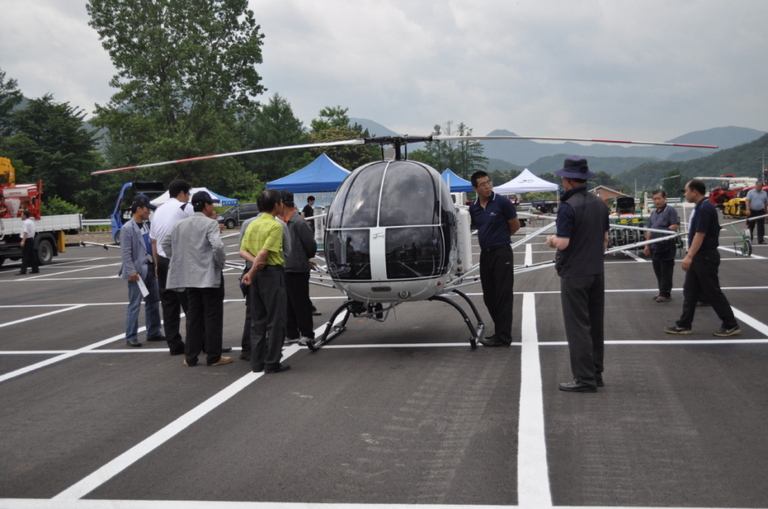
[
  {"xmin": 411, "ymin": 121, "xmax": 488, "ymax": 178},
  {"xmin": 658, "ymin": 169, "xmax": 683, "ymax": 197},
  {"xmin": 307, "ymin": 106, "xmax": 378, "ymax": 170},
  {"xmin": 0, "ymin": 68, "xmax": 23, "ymax": 138},
  {"xmin": 87, "ymin": 0, "xmax": 265, "ymax": 195},
  {"xmin": 238, "ymin": 93, "xmax": 307, "ymax": 182},
  {"xmin": 590, "ymin": 171, "xmax": 624, "ymax": 190},
  {"xmin": 10, "ymin": 94, "xmax": 103, "ymax": 210}
]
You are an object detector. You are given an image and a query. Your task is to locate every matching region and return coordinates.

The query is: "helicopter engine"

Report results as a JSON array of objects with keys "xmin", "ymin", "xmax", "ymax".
[{"xmin": 324, "ymin": 159, "xmax": 457, "ymax": 304}]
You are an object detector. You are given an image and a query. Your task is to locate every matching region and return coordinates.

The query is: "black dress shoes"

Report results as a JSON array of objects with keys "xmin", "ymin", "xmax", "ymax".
[
  {"xmin": 146, "ymin": 334, "xmax": 166, "ymax": 342},
  {"xmin": 479, "ymin": 334, "xmax": 511, "ymax": 347},
  {"xmin": 559, "ymin": 378, "xmax": 597, "ymax": 392},
  {"xmin": 221, "ymin": 347, "xmax": 233, "ymax": 353},
  {"xmin": 126, "ymin": 340, "xmax": 142, "ymax": 347},
  {"xmin": 595, "ymin": 374, "xmax": 604, "ymax": 387},
  {"xmin": 265, "ymin": 363, "xmax": 291, "ymax": 373}
]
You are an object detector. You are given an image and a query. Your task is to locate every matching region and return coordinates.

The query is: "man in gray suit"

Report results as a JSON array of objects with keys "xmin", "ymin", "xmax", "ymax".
[
  {"xmin": 163, "ymin": 191, "xmax": 231, "ymax": 367},
  {"xmin": 119, "ymin": 195, "xmax": 164, "ymax": 347}
]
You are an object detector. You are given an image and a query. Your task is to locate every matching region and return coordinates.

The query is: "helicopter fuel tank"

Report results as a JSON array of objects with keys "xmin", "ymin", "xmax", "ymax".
[{"xmin": 324, "ymin": 160, "xmax": 457, "ymax": 303}]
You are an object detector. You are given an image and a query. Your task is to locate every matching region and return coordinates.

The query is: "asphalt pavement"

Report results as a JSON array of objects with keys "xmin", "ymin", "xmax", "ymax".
[{"xmin": 0, "ymin": 224, "xmax": 766, "ymax": 509}]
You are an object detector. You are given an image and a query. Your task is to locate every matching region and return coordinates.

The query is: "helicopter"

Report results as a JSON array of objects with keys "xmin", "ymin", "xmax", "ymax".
[{"xmin": 91, "ymin": 134, "xmax": 718, "ymax": 350}]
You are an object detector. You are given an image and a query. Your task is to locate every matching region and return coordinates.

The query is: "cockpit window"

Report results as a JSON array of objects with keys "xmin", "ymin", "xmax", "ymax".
[
  {"xmin": 385, "ymin": 227, "xmax": 445, "ymax": 279},
  {"xmin": 379, "ymin": 162, "xmax": 438, "ymax": 227},
  {"xmin": 326, "ymin": 230, "xmax": 371, "ymax": 280},
  {"xmin": 327, "ymin": 163, "xmax": 385, "ymax": 228}
]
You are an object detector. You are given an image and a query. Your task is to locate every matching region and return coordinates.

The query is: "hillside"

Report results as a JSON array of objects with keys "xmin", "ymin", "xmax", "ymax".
[
  {"xmin": 526, "ymin": 155, "xmax": 658, "ymax": 176},
  {"xmin": 478, "ymin": 127, "xmax": 765, "ymax": 166},
  {"xmin": 616, "ymin": 133, "xmax": 768, "ymax": 191},
  {"xmin": 348, "ymin": 119, "xmax": 765, "ymax": 170}
]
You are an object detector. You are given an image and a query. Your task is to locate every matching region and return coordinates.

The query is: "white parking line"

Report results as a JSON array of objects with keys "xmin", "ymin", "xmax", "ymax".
[
  {"xmin": 518, "ymin": 292, "xmax": 552, "ymax": 507},
  {"xmin": 53, "ymin": 347, "xmax": 302, "ymax": 501},
  {"xmin": 0, "ymin": 304, "xmax": 86, "ymax": 328},
  {"xmin": 0, "ymin": 332, "xmax": 130, "ymax": 384}
]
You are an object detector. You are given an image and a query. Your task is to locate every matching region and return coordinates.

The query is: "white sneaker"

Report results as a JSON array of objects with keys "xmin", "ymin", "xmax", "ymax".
[{"xmin": 298, "ymin": 336, "xmax": 312, "ymax": 346}]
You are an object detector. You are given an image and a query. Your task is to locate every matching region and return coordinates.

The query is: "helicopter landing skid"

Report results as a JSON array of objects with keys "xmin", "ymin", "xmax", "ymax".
[
  {"xmin": 305, "ymin": 300, "xmax": 354, "ymax": 351},
  {"xmin": 428, "ymin": 289, "xmax": 483, "ymax": 349}
]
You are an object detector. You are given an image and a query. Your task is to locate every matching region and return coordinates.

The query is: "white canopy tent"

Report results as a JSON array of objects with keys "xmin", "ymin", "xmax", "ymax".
[
  {"xmin": 150, "ymin": 187, "xmax": 238, "ymax": 207},
  {"xmin": 494, "ymin": 168, "xmax": 558, "ymax": 194}
]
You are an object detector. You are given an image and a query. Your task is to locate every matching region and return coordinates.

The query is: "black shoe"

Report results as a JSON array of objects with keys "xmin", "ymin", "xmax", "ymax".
[
  {"xmin": 146, "ymin": 334, "xmax": 166, "ymax": 342},
  {"xmin": 169, "ymin": 349, "xmax": 185, "ymax": 356},
  {"xmin": 664, "ymin": 324, "xmax": 692, "ymax": 335},
  {"xmin": 559, "ymin": 379, "xmax": 597, "ymax": 392},
  {"xmin": 595, "ymin": 375, "xmax": 604, "ymax": 388},
  {"xmin": 251, "ymin": 363, "xmax": 265, "ymax": 373},
  {"xmin": 126, "ymin": 340, "xmax": 142, "ymax": 347},
  {"xmin": 713, "ymin": 325, "xmax": 740, "ymax": 337},
  {"xmin": 480, "ymin": 334, "xmax": 511, "ymax": 347},
  {"xmin": 265, "ymin": 363, "xmax": 291, "ymax": 373},
  {"xmin": 759, "ymin": 241, "xmax": 766, "ymax": 245},
  {"xmin": 221, "ymin": 346, "xmax": 232, "ymax": 353},
  {"xmin": 312, "ymin": 310, "xmax": 322, "ymax": 316},
  {"xmin": 239, "ymin": 353, "xmax": 251, "ymax": 361},
  {"xmin": 184, "ymin": 359, "xmax": 198, "ymax": 367},
  {"xmin": 15, "ymin": 272, "xmax": 26, "ymax": 276}
]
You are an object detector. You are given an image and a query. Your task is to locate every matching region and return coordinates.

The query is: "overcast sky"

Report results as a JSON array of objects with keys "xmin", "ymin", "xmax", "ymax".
[{"xmin": 2, "ymin": 0, "xmax": 767, "ymax": 144}]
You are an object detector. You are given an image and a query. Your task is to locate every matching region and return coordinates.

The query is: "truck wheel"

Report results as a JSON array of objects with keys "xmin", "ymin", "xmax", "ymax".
[
  {"xmin": 225, "ymin": 218, "xmax": 236, "ymax": 229},
  {"xmin": 36, "ymin": 238, "xmax": 55, "ymax": 265},
  {"xmin": 114, "ymin": 230, "xmax": 121, "ymax": 245},
  {"xmin": 551, "ymin": 204, "xmax": 558, "ymax": 213}
]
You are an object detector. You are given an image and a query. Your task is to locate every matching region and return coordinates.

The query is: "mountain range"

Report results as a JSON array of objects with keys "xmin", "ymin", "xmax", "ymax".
[{"xmin": 349, "ymin": 118, "xmax": 766, "ymax": 172}]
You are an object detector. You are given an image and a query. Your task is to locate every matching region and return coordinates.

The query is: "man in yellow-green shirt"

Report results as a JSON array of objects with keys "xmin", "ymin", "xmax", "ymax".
[{"xmin": 240, "ymin": 189, "xmax": 290, "ymax": 373}]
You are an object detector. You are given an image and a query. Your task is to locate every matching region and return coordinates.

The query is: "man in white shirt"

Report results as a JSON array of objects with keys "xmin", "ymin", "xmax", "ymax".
[
  {"xmin": 18, "ymin": 210, "xmax": 39, "ymax": 275},
  {"xmin": 150, "ymin": 180, "xmax": 194, "ymax": 355},
  {"xmin": 745, "ymin": 181, "xmax": 768, "ymax": 244}
]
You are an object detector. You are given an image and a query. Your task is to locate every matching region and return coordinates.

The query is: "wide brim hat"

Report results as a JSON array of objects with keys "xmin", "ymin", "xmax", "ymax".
[{"xmin": 554, "ymin": 156, "xmax": 595, "ymax": 179}]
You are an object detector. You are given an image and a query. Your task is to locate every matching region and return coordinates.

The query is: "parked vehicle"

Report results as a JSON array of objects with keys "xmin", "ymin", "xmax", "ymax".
[
  {"xmin": 0, "ymin": 157, "xmax": 82, "ymax": 267},
  {"xmin": 217, "ymin": 203, "xmax": 259, "ymax": 229},
  {"xmin": 530, "ymin": 199, "xmax": 558, "ymax": 213},
  {"xmin": 110, "ymin": 181, "xmax": 165, "ymax": 244}
]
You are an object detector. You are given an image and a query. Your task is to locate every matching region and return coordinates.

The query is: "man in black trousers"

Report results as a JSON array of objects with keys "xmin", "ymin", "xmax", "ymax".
[
  {"xmin": 469, "ymin": 171, "xmax": 520, "ymax": 347},
  {"xmin": 665, "ymin": 179, "xmax": 740, "ymax": 337},
  {"xmin": 546, "ymin": 157, "xmax": 610, "ymax": 393}
]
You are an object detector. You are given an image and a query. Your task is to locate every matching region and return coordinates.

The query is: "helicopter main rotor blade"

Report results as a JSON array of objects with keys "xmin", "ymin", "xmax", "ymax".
[
  {"xmin": 91, "ymin": 139, "xmax": 366, "ymax": 175},
  {"xmin": 432, "ymin": 135, "xmax": 718, "ymax": 150}
]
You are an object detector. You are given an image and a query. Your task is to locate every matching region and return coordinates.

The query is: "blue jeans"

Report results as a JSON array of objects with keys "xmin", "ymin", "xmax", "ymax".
[{"xmin": 126, "ymin": 267, "xmax": 162, "ymax": 342}]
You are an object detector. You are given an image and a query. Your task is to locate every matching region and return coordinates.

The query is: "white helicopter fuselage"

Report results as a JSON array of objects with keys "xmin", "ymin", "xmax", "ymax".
[{"xmin": 324, "ymin": 159, "xmax": 470, "ymax": 305}]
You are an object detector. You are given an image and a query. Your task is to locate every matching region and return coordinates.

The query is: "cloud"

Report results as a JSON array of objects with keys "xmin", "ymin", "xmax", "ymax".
[{"xmin": 1, "ymin": 0, "xmax": 766, "ymax": 142}]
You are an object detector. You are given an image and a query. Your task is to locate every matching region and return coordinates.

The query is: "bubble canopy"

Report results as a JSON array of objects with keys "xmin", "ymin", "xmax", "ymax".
[{"xmin": 325, "ymin": 160, "xmax": 456, "ymax": 283}]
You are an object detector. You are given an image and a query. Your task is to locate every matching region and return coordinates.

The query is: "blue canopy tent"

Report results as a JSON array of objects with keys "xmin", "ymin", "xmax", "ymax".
[
  {"xmin": 441, "ymin": 168, "xmax": 474, "ymax": 192},
  {"xmin": 266, "ymin": 153, "xmax": 350, "ymax": 193}
]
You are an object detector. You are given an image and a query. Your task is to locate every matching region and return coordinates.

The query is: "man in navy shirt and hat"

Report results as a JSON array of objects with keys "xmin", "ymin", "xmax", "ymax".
[
  {"xmin": 469, "ymin": 170, "xmax": 520, "ymax": 347},
  {"xmin": 546, "ymin": 157, "xmax": 610, "ymax": 392}
]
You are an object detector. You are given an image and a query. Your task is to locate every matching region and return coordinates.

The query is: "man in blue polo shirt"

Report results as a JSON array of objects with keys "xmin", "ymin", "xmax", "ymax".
[
  {"xmin": 469, "ymin": 171, "xmax": 520, "ymax": 347},
  {"xmin": 665, "ymin": 179, "xmax": 740, "ymax": 337}
]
